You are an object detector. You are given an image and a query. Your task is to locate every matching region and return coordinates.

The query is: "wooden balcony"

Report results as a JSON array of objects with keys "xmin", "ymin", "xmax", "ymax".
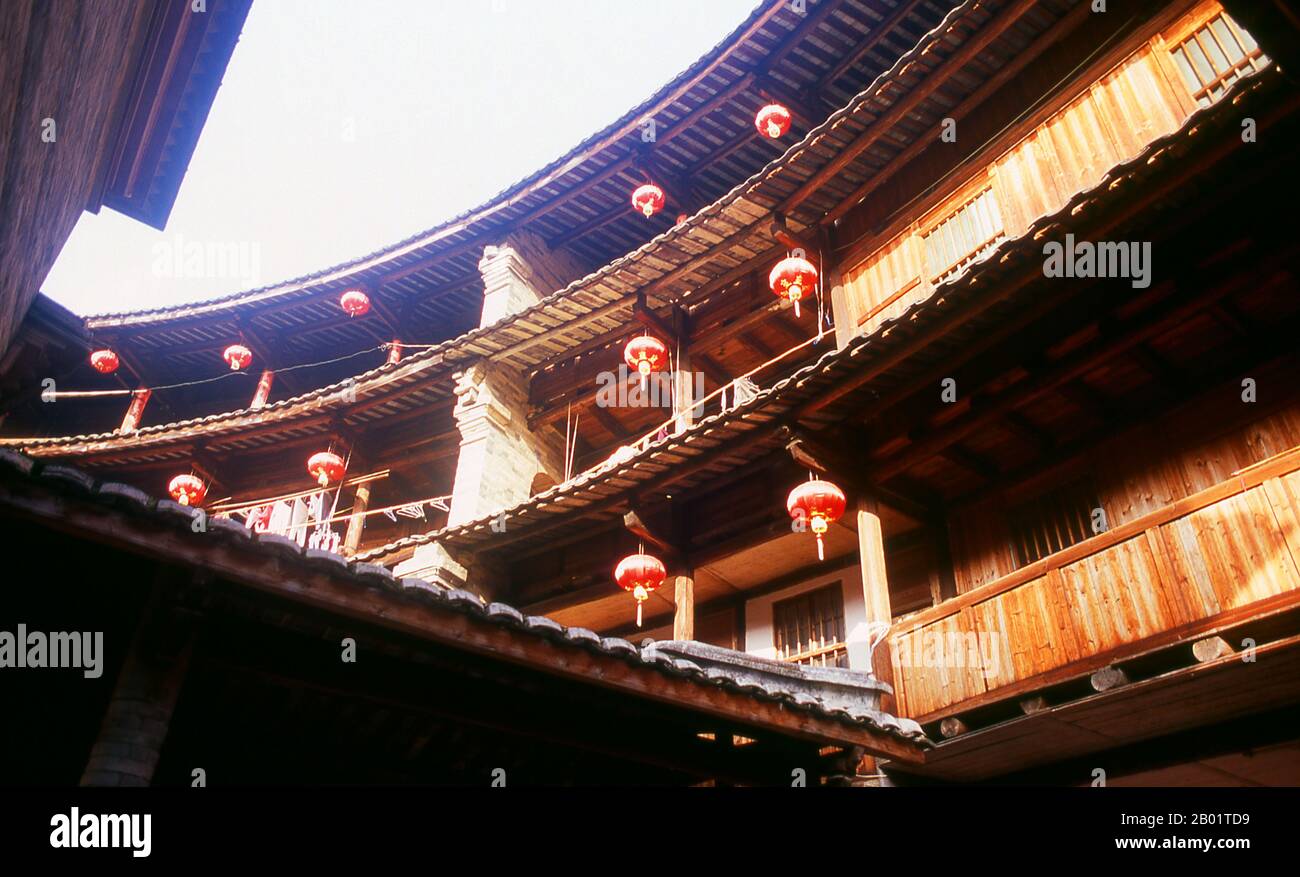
[{"xmin": 888, "ymin": 444, "xmax": 1300, "ymax": 723}]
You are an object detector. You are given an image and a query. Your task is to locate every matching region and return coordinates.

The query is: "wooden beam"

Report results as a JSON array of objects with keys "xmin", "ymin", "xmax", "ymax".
[
  {"xmin": 784, "ymin": 0, "xmax": 1039, "ymax": 213},
  {"xmin": 814, "ymin": 0, "xmax": 930, "ymax": 97},
  {"xmin": 623, "ymin": 508, "xmax": 679, "ymax": 561},
  {"xmin": 823, "ymin": 0, "xmax": 1093, "ymax": 226}
]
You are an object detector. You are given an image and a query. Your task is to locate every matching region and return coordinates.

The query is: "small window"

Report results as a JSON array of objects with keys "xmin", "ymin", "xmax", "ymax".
[
  {"xmin": 1007, "ymin": 479, "xmax": 1103, "ymax": 568},
  {"xmin": 922, "ymin": 187, "xmax": 1006, "ymax": 283},
  {"xmin": 1170, "ymin": 12, "xmax": 1268, "ymax": 108},
  {"xmin": 773, "ymin": 584, "xmax": 848, "ymax": 668}
]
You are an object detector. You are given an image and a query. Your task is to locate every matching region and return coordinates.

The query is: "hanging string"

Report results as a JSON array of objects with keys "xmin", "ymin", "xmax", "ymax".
[{"xmin": 49, "ymin": 342, "xmax": 392, "ymax": 400}]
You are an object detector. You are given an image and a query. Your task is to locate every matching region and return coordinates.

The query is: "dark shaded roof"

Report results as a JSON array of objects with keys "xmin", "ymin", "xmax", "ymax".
[
  {"xmin": 98, "ymin": 0, "xmax": 253, "ymax": 230},
  {"xmin": 0, "ymin": 445, "xmax": 927, "ymax": 751},
  {"xmin": 355, "ymin": 64, "xmax": 1284, "ymax": 563}
]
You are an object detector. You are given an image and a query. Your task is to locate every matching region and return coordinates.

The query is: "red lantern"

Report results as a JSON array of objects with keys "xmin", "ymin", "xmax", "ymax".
[
  {"xmin": 786, "ymin": 479, "xmax": 847, "ymax": 561},
  {"xmin": 307, "ymin": 451, "xmax": 346, "ymax": 487},
  {"xmin": 755, "ymin": 103, "xmax": 792, "ymax": 139},
  {"xmin": 340, "ymin": 289, "xmax": 371, "ymax": 317},
  {"xmin": 631, "ymin": 183, "xmax": 665, "ymax": 219},
  {"xmin": 168, "ymin": 474, "xmax": 207, "ymax": 507},
  {"xmin": 624, "ymin": 334, "xmax": 668, "ymax": 389},
  {"xmin": 90, "ymin": 349, "xmax": 119, "ymax": 374},
  {"xmin": 769, "ymin": 255, "xmax": 818, "ymax": 318},
  {"xmin": 223, "ymin": 344, "xmax": 253, "ymax": 371},
  {"xmin": 614, "ymin": 553, "xmax": 667, "ymax": 627}
]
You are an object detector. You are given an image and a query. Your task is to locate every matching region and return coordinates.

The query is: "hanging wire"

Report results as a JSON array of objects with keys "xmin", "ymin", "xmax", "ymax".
[{"xmin": 48, "ymin": 342, "xmax": 391, "ymax": 399}]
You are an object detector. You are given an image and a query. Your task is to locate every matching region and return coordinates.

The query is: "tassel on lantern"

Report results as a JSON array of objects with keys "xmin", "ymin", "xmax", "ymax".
[{"xmin": 786, "ymin": 478, "xmax": 847, "ymax": 560}]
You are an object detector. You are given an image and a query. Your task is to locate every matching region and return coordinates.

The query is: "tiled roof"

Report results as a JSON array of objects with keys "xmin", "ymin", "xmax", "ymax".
[
  {"xmin": 0, "ymin": 446, "xmax": 927, "ymax": 747},
  {"xmin": 357, "ymin": 65, "xmax": 1281, "ymax": 563},
  {"xmin": 9, "ymin": 0, "xmax": 1071, "ymax": 454},
  {"xmin": 82, "ymin": 0, "xmax": 968, "ymax": 330}
]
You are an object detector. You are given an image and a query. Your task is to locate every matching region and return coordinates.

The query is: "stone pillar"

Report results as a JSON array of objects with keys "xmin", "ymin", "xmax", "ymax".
[
  {"xmin": 447, "ymin": 360, "xmax": 566, "ymax": 526},
  {"xmin": 394, "ymin": 360, "xmax": 566, "ymax": 597},
  {"xmin": 81, "ymin": 613, "xmax": 191, "ymax": 787},
  {"xmin": 477, "ymin": 229, "xmax": 587, "ymax": 329}
]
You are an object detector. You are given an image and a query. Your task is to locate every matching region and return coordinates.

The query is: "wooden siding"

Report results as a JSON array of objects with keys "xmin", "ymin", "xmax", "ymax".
[
  {"xmin": 890, "ymin": 441, "xmax": 1300, "ymax": 721},
  {"xmin": 837, "ymin": 1, "xmax": 1250, "ymax": 335},
  {"xmin": 950, "ymin": 399, "xmax": 1300, "ymax": 594}
]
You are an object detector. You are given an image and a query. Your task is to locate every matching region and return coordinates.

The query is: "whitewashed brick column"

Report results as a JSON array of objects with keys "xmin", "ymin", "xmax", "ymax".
[
  {"xmin": 447, "ymin": 361, "xmax": 566, "ymax": 526},
  {"xmin": 477, "ymin": 229, "xmax": 586, "ymax": 328},
  {"xmin": 396, "ymin": 232, "xmax": 584, "ymax": 593}
]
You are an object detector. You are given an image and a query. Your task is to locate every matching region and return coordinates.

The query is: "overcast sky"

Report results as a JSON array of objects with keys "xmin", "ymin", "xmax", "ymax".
[{"xmin": 44, "ymin": 0, "xmax": 757, "ymax": 316}]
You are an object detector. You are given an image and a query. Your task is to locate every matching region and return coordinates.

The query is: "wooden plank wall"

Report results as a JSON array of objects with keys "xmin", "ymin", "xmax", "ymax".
[
  {"xmin": 950, "ymin": 398, "xmax": 1300, "ymax": 594},
  {"xmin": 890, "ymin": 411, "xmax": 1300, "ymax": 720},
  {"xmin": 837, "ymin": 8, "xmax": 1218, "ymax": 334}
]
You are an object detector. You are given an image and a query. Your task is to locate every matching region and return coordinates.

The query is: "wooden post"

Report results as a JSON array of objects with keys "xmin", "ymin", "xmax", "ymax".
[
  {"xmin": 250, "ymin": 369, "xmax": 275, "ymax": 410},
  {"xmin": 343, "ymin": 481, "xmax": 371, "ymax": 555},
  {"xmin": 857, "ymin": 495, "xmax": 894, "ymax": 727},
  {"xmin": 672, "ymin": 306, "xmax": 695, "ymax": 434},
  {"xmin": 119, "ymin": 388, "xmax": 151, "ymax": 433},
  {"xmin": 856, "ymin": 496, "xmax": 892, "ymax": 635},
  {"xmin": 387, "ymin": 340, "xmax": 402, "ymax": 365},
  {"xmin": 673, "ymin": 575, "xmax": 695, "ymax": 640}
]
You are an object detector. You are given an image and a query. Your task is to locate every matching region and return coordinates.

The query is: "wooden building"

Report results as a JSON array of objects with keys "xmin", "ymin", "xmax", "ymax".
[{"xmin": 3, "ymin": 0, "xmax": 1300, "ymax": 785}]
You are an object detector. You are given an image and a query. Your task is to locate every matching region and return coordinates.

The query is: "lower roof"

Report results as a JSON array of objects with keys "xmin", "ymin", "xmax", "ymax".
[{"xmin": 0, "ymin": 445, "xmax": 927, "ymax": 759}]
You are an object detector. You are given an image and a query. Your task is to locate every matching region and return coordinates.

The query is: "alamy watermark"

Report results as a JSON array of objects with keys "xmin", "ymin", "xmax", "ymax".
[
  {"xmin": 595, "ymin": 366, "xmax": 705, "ymax": 410},
  {"xmin": 891, "ymin": 628, "xmax": 1001, "ymax": 677},
  {"xmin": 1042, "ymin": 233, "xmax": 1151, "ymax": 289},
  {"xmin": 50, "ymin": 808, "xmax": 150, "ymax": 858},
  {"xmin": 0, "ymin": 624, "xmax": 103, "ymax": 678},
  {"xmin": 151, "ymin": 233, "xmax": 262, "ymax": 286}
]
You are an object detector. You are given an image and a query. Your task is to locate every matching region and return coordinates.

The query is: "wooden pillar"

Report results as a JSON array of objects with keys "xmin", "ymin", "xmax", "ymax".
[
  {"xmin": 250, "ymin": 369, "xmax": 274, "ymax": 410},
  {"xmin": 387, "ymin": 340, "xmax": 402, "ymax": 365},
  {"xmin": 856, "ymin": 496, "xmax": 892, "ymax": 628},
  {"xmin": 672, "ymin": 305, "xmax": 695, "ymax": 434},
  {"xmin": 81, "ymin": 597, "xmax": 192, "ymax": 787},
  {"xmin": 343, "ymin": 481, "xmax": 371, "ymax": 555},
  {"xmin": 857, "ymin": 495, "xmax": 895, "ymax": 776},
  {"xmin": 119, "ymin": 387, "xmax": 151, "ymax": 433},
  {"xmin": 673, "ymin": 574, "xmax": 695, "ymax": 640}
]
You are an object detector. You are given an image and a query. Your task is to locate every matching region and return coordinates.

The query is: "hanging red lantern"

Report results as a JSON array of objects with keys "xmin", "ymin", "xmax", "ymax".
[
  {"xmin": 755, "ymin": 103, "xmax": 792, "ymax": 139},
  {"xmin": 614, "ymin": 553, "xmax": 667, "ymax": 627},
  {"xmin": 168, "ymin": 474, "xmax": 207, "ymax": 507},
  {"xmin": 786, "ymin": 479, "xmax": 847, "ymax": 561},
  {"xmin": 340, "ymin": 289, "xmax": 371, "ymax": 317},
  {"xmin": 623, "ymin": 334, "xmax": 668, "ymax": 389},
  {"xmin": 89, "ymin": 349, "xmax": 119, "ymax": 374},
  {"xmin": 769, "ymin": 255, "xmax": 818, "ymax": 318},
  {"xmin": 223, "ymin": 344, "xmax": 253, "ymax": 371},
  {"xmin": 631, "ymin": 183, "xmax": 665, "ymax": 219},
  {"xmin": 307, "ymin": 450, "xmax": 346, "ymax": 487}
]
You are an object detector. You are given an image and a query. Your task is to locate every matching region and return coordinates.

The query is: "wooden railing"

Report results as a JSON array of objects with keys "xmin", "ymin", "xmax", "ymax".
[{"xmin": 888, "ymin": 445, "xmax": 1300, "ymax": 721}]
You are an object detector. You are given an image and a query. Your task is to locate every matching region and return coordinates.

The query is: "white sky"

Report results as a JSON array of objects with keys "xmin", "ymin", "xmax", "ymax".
[{"xmin": 44, "ymin": 0, "xmax": 758, "ymax": 316}]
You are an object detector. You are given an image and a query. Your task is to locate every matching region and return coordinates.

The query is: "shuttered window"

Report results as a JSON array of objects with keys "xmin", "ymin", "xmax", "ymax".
[
  {"xmin": 1008, "ymin": 479, "xmax": 1103, "ymax": 568},
  {"xmin": 1170, "ymin": 12, "xmax": 1268, "ymax": 108},
  {"xmin": 773, "ymin": 584, "xmax": 849, "ymax": 668},
  {"xmin": 921, "ymin": 187, "xmax": 1006, "ymax": 283}
]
